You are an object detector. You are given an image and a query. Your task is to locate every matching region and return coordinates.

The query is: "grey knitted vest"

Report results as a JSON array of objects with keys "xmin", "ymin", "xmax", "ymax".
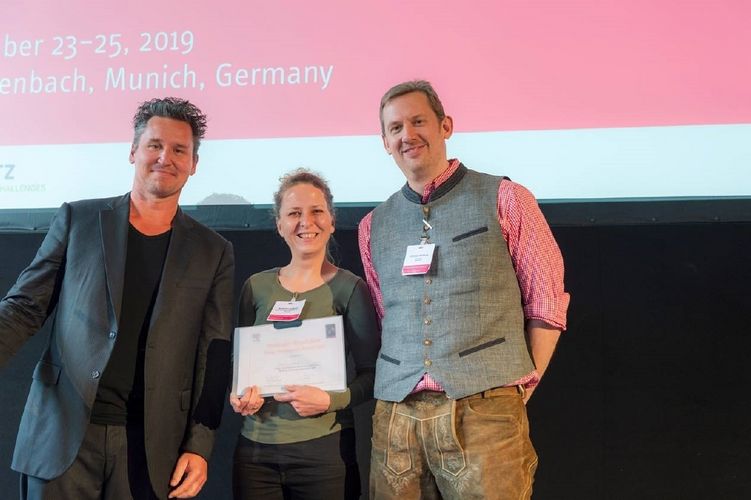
[{"xmin": 370, "ymin": 164, "xmax": 534, "ymax": 401}]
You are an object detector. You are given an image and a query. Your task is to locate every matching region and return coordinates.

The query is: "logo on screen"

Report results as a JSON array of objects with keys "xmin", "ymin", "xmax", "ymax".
[{"xmin": 1, "ymin": 164, "xmax": 15, "ymax": 180}]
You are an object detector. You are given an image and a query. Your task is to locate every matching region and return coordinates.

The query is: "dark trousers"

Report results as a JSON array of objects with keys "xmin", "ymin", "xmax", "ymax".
[
  {"xmin": 233, "ymin": 428, "xmax": 361, "ymax": 500},
  {"xmin": 20, "ymin": 422, "xmax": 158, "ymax": 500}
]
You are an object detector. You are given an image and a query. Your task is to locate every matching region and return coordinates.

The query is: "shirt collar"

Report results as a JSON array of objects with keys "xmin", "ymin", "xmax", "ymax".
[
  {"xmin": 400, "ymin": 159, "xmax": 467, "ymax": 205},
  {"xmin": 421, "ymin": 159, "xmax": 460, "ymax": 203}
]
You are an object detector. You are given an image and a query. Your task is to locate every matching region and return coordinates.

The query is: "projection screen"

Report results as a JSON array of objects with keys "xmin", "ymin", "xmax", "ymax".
[{"xmin": 1, "ymin": 0, "xmax": 749, "ymax": 212}]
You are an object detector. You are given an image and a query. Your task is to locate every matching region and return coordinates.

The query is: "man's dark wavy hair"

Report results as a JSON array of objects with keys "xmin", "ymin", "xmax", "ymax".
[{"xmin": 132, "ymin": 97, "xmax": 207, "ymax": 156}]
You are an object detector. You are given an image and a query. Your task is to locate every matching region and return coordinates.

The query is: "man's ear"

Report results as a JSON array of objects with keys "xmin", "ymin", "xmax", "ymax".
[
  {"xmin": 190, "ymin": 154, "xmax": 199, "ymax": 175},
  {"xmin": 382, "ymin": 135, "xmax": 392, "ymax": 155},
  {"xmin": 441, "ymin": 115, "xmax": 454, "ymax": 140}
]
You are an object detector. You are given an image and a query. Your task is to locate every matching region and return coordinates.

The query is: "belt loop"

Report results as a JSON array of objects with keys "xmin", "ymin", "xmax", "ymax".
[{"xmin": 517, "ymin": 384, "xmax": 526, "ymax": 400}]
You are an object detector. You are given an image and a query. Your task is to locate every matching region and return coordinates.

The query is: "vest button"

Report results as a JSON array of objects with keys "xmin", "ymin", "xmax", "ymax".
[
  {"xmin": 425, "ymin": 278, "xmax": 432, "ymax": 285},
  {"xmin": 424, "ymin": 359, "xmax": 432, "ymax": 367},
  {"xmin": 91, "ymin": 370, "xmax": 100, "ymax": 379},
  {"xmin": 422, "ymin": 205, "xmax": 430, "ymax": 216},
  {"xmin": 423, "ymin": 339, "xmax": 432, "ymax": 346},
  {"xmin": 423, "ymin": 318, "xmax": 432, "ymax": 325},
  {"xmin": 423, "ymin": 225, "xmax": 431, "ymax": 231},
  {"xmin": 423, "ymin": 297, "xmax": 431, "ymax": 305},
  {"xmin": 108, "ymin": 331, "xmax": 117, "ymax": 339}
]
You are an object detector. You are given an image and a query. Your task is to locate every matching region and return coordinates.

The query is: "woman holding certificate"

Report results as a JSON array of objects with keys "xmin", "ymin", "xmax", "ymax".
[{"xmin": 230, "ymin": 169, "xmax": 379, "ymax": 500}]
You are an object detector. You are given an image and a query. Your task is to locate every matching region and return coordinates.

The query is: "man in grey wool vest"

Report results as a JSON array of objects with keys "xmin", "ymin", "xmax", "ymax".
[{"xmin": 358, "ymin": 80, "xmax": 570, "ymax": 499}]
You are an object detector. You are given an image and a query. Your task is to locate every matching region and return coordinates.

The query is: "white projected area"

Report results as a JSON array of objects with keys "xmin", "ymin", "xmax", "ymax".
[{"xmin": 1, "ymin": 124, "xmax": 749, "ymax": 210}]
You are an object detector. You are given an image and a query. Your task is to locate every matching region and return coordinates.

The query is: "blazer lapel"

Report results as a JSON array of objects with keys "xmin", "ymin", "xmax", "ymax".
[
  {"xmin": 149, "ymin": 208, "xmax": 194, "ymax": 333},
  {"xmin": 99, "ymin": 194, "xmax": 130, "ymax": 330}
]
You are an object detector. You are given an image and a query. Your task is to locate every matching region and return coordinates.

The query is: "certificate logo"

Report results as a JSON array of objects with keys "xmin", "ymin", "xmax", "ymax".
[{"xmin": 325, "ymin": 324, "xmax": 336, "ymax": 339}]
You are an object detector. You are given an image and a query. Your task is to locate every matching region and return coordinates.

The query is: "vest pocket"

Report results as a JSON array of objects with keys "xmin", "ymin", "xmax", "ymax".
[
  {"xmin": 451, "ymin": 225, "xmax": 489, "ymax": 242},
  {"xmin": 458, "ymin": 337, "xmax": 506, "ymax": 357},
  {"xmin": 379, "ymin": 353, "xmax": 401, "ymax": 365}
]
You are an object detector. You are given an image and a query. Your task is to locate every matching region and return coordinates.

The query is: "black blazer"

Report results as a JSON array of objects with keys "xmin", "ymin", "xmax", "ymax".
[{"xmin": 0, "ymin": 193, "xmax": 234, "ymax": 498}]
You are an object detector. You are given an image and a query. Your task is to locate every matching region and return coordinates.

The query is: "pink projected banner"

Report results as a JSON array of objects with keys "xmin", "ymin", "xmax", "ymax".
[{"xmin": 1, "ymin": 0, "xmax": 750, "ymax": 145}]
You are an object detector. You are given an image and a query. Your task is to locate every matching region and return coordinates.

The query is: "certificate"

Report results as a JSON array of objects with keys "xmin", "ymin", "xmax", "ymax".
[{"xmin": 232, "ymin": 315, "xmax": 346, "ymax": 396}]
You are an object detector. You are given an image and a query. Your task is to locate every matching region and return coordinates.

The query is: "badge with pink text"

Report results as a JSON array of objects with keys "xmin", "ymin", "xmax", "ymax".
[
  {"xmin": 402, "ymin": 243, "xmax": 436, "ymax": 275},
  {"xmin": 267, "ymin": 299, "xmax": 306, "ymax": 322}
]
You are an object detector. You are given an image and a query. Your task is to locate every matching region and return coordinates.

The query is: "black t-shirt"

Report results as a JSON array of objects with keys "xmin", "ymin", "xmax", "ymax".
[{"xmin": 90, "ymin": 224, "xmax": 171, "ymax": 425}]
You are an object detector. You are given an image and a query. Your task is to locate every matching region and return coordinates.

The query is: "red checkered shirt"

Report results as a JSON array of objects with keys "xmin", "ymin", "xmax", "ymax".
[{"xmin": 358, "ymin": 159, "xmax": 570, "ymax": 391}]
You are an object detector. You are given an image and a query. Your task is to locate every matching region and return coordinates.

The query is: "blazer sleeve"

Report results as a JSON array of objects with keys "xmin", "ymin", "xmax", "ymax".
[
  {"xmin": 180, "ymin": 238, "xmax": 235, "ymax": 459},
  {"xmin": 0, "ymin": 203, "xmax": 70, "ymax": 367}
]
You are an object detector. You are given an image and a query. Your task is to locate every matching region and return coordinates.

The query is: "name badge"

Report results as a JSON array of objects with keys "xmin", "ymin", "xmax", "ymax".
[
  {"xmin": 267, "ymin": 299, "xmax": 306, "ymax": 322},
  {"xmin": 402, "ymin": 243, "xmax": 436, "ymax": 275}
]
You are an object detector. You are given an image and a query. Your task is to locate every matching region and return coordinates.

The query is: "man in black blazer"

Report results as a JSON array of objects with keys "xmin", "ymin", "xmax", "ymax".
[{"xmin": 0, "ymin": 98, "xmax": 234, "ymax": 499}]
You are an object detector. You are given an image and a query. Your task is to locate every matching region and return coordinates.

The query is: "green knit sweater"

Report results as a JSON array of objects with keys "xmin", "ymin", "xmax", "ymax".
[{"xmin": 237, "ymin": 268, "xmax": 379, "ymax": 444}]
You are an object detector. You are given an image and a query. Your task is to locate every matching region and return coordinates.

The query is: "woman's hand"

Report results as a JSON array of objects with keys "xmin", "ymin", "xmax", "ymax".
[
  {"xmin": 229, "ymin": 385, "xmax": 264, "ymax": 416},
  {"xmin": 273, "ymin": 385, "xmax": 331, "ymax": 417}
]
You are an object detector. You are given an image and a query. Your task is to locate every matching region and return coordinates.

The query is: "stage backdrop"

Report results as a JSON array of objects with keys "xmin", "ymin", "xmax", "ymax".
[{"xmin": 2, "ymin": 223, "xmax": 751, "ymax": 499}]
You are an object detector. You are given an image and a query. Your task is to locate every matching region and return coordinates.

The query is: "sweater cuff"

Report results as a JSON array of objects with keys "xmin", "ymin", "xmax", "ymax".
[{"xmin": 327, "ymin": 389, "xmax": 351, "ymax": 412}]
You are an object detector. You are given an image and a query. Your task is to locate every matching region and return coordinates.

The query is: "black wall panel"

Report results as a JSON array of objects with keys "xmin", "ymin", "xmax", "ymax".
[{"xmin": 2, "ymin": 224, "xmax": 750, "ymax": 499}]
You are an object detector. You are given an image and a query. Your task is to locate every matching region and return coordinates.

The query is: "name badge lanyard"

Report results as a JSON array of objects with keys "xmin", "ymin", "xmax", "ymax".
[{"xmin": 402, "ymin": 205, "xmax": 437, "ymax": 276}]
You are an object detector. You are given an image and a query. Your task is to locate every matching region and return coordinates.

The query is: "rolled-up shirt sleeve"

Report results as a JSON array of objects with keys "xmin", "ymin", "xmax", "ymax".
[
  {"xmin": 499, "ymin": 180, "xmax": 570, "ymax": 330},
  {"xmin": 357, "ymin": 211, "xmax": 385, "ymax": 322}
]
